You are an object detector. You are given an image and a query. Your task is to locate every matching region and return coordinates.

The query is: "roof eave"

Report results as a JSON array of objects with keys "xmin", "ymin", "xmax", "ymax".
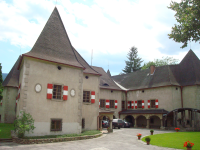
[
  {"xmin": 83, "ymin": 72, "xmax": 102, "ymax": 76},
  {"xmin": 100, "ymin": 87, "xmax": 125, "ymax": 91},
  {"xmin": 18, "ymin": 54, "xmax": 86, "ymax": 70}
]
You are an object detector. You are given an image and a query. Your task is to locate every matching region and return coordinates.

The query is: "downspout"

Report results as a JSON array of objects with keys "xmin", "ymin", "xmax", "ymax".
[
  {"xmin": 125, "ymin": 91, "xmax": 127, "ymax": 110},
  {"xmin": 180, "ymin": 86, "xmax": 183, "ymax": 108},
  {"xmin": 97, "ymin": 115, "xmax": 100, "ymax": 130}
]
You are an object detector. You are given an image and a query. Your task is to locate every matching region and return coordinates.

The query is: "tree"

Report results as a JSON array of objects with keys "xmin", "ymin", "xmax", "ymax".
[
  {"xmin": 141, "ymin": 56, "xmax": 179, "ymax": 70},
  {"xmin": 14, "ymin": 111, "xmax": 36, "ymax": 138},
  {"xmin": 0, "ymin": 63, "xmax": 3, "ymax": 100},
  {"xmin": 122, "ymin": 46, "xmax": 143, "ymax": 74},
  {"xmin": 168, "ymin": 0, "xmax": 200, "ymax": 48}
]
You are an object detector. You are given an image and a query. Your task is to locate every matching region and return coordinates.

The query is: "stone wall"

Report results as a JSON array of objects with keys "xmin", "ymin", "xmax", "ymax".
[{"xmin": 12, "ymin": 133, "xmax": 102, "ymax": 144}]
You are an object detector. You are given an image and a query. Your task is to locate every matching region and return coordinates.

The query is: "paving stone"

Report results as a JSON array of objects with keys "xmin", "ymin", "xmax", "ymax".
[{"xmin": 0, "ymin": 128, "xmax": 180, "ymax": 150}]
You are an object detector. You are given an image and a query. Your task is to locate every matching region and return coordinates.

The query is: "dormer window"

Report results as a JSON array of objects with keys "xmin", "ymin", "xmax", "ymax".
[{"xmin": 103, "ymin": 83, "xmax": 109, "ymax": 86}]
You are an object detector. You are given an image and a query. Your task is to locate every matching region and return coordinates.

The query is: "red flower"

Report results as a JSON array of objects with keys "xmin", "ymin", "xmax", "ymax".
[
  {"xmin": 137, "ymin": 133, "xmax": 142, "ymax": 137},
  {"xmin": 183, "ymin": 141, "xmax": 194, "ymax": 148},
  {"xmin": 175, "ymin": 128, "xmax": 180, "ymax": 131}
]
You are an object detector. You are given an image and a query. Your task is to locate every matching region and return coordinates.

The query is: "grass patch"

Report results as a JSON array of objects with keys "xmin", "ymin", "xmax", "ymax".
[
  {"xmin": 142, "ymin": 132, "xmax": 200, "ymax": 150},
  {"xmin": 0, "ymin": 123, "xmax": 14, "ymax": 138},
  {"xmin": 24, "ymin": 130, "xmax": 101, "ymax": 139}
]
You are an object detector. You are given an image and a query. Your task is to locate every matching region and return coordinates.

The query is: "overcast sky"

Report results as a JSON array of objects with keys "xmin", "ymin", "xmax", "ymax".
[{"xmin": 1, "ymin": 0, "xmax": 200, "ymax": 75}]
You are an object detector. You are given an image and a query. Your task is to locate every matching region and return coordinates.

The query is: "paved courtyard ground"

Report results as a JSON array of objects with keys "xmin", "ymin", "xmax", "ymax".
[{"xmin": 0, "ymin": 128, "xmax": 181, "ymax": 150}]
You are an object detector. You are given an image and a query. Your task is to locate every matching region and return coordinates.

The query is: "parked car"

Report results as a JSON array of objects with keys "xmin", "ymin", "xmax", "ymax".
[
  {"xmin": 102, "ymin": 120, "xmax": 109, "ymax": 128},
  {"xmin": 112, "ymin": 119, "xmax": 123, "ymax": 129},
  {"xmin": 122, "ymin": 121, "xmax": 131, "ymax": 128}
]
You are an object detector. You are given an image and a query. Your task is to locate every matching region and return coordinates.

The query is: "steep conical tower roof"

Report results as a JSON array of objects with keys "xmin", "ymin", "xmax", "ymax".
[
  {"xmin": 107, "ymin": 69, "xmax": 111, "ymax": 77},
  {"xmin": 3, "ymin": 56, "xmax": 21, "ymax": 87},
  {"xmin": 179, "ymin": 50, "xmax": 200, "ymax": 85},
  {"xmin": 23, "ymin": 7, "xmax": 84, "ymax": 69}
]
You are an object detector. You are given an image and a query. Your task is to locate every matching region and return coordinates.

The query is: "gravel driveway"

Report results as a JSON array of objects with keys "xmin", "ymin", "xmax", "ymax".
[{"xmin": 0, "ymin": 128, "xmax": 181, "ymax": 150}]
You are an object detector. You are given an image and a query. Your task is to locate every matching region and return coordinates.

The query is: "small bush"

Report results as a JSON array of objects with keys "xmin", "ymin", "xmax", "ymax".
[
  {"xmin": 145, "ymin": 136, "xmax": 151, "ymax": 142},
  {"xmin": 14, "ymin": 111, "xmax": 35, "ymax": 138}
]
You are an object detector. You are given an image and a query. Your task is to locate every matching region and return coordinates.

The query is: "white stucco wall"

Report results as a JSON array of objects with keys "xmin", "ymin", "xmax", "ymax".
[
  {"xmin": 127, "ymin": 86, "xmax": 181, "ymax": 112},
  {"xmin": 82, "ymin": 74, "xmax": 100, "ymax": 130},
  {"xmin": 1, "ymin": 87, "xmax": 18, "ymax": 123},
  {"xmin": 99, "ymin": 89, "xmax": 123, "ymax": 119},
  {"xmin": 18, "ymin": 57, "xmax": 83, "ymax": 136}
]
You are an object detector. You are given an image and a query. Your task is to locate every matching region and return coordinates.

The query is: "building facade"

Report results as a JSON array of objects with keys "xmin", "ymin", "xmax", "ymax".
[{"xmin": 1, "ymin": 7, "xmax": 200, "ymax": 136}]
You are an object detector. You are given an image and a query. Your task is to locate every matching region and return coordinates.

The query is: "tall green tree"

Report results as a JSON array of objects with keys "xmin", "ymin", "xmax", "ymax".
[
  {"xmin": 141, "ymin": 56, "xmax": 179, "ymax": 70},
  {"xmin": 168, "ymin": 0, "xmax": 200, "ymax": 48},
  {"xmin": 0, "ymin": 63, "xmax": 3, "ymax": 100},
  {"xmin": 122, "ymin": 46, "xmax": 143, "ymax": 74}
]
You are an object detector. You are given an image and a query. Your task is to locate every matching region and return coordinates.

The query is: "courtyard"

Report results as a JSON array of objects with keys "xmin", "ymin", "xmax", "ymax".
[{"xmin": 0, "ymin": 128, "xmax": 182, "ymax": 150}]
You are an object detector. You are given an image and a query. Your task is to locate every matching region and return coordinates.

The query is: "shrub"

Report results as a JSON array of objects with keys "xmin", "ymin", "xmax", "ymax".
[
  {"xmin": 150, "ymin": 129, "xmax": 154, "ymax": 132},
  {"xmin": 14, "ymin": 111, "xmax": 35, "ymax": 138},
  {"xmin": 145, "ymin": 136, "xmax": 151, "ymax": 142}
]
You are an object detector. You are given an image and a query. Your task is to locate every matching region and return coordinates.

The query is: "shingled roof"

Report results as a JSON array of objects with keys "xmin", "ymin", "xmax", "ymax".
[
  {"xmin": 112, "ymin": 50, "xmax": 200, "ymax": 90},
  {"xmin": 3, "ymin": 56, "xmax": 21, "ymax": 87},
  {"xmin": 23, "ymin": 7, "xmax": 84, "ymax": 69},
  {"xmin": 120, "ymin": 109, "xmax": 168, "ymax": 114},
  {"xmin": 73, "ymin": 47, "xmax": 101, "ymax": 75},
  {"xmin": 92, "ymin": 66, "xmax": 122, "ymax": 90}
]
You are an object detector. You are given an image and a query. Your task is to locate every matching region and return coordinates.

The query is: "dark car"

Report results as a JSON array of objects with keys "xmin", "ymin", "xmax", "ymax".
[
  {"xmin": 102, "ymin": 120, "xmax": 109, "ymax": 128},
  {"xmin": 122, "ymin": 121, "xmax": 131, "ymax": 128},
  {"xmin": 112, "ymin": 119, "xmax": 123, "ymax": 129}
]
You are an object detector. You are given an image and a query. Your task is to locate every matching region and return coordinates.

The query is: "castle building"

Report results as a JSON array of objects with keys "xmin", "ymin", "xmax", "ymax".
[{"xmin": 1, "ymin": 7, "xmax": 199, "ymax": 136}]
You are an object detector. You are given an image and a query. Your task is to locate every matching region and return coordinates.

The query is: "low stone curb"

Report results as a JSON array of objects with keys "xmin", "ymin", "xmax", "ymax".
[{"xmin": 12, "ymin": 133, "xmax": 103, "ymax": 144}]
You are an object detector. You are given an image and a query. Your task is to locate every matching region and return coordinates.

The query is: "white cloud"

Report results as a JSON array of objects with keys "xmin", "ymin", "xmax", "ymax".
[{"xmin": 0, "ymin": 0, "xmax": 198, "ymax": 74}]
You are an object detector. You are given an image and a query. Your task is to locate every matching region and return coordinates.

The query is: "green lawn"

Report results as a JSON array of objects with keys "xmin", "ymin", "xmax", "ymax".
[
  {"xmin": 142, "ymin": 132, "xmax": 200, "ymax": 150},
  {"xmin": 24, "ymin": 130, "xmax": 101, "ymax": 139},
  {"xmin": 0, "ymin": 123, "xmax": 14, "ymax": 138}
]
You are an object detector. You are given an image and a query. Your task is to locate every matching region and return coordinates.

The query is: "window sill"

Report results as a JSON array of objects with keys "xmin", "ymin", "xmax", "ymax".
[
  {"xmin": 83, "ymin": 102, "xmax": 91, "ymax": 105},
  {"xmin": 50, "ymin": 99, "xmax": 63, "ymax": 102},
  {"xmin": 99, "ymin": 107, "xmax": 115, "ymax": 110}
]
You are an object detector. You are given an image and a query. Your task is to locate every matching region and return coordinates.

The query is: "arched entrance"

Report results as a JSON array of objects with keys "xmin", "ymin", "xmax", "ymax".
[
  {"xmin": 149, "ymin": 115, "xmax": 161, "ymax": 129},
  {"xmin": 136, "ymin": 115, "xmax": 147, "ymax": 128},
  {"xmin": 98, "ymin": 112, "xmax": 114, "ymax": 130},
  {"xmin": 164, "ymin": 108, "xmax": 200, "ymax": 130},
  {"xmin": 125, "ymin": 115, "xmax": 134, "ymax": 127},
  {"xmin": 113, "ymin": 115, "xmax": 116, "ymax": 119}
]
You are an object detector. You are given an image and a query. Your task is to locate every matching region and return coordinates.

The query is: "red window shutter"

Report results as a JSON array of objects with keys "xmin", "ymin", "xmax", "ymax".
[
  {"xmin": 115, "ymin": 100, "xmax": 118, "ymax": 109},
  {"xmin": 127, "ymin": 101, "xmax": 130, "ymax": 109},
  {"xmin": 148, "ymin": 100, "xmax": 150, "ymax": 108},
  {"xmin": 91, "ymin": 91, "xmax": 95, "ymax": 103},
  {"xmin": 106, "ymin": 100, "xmax": 110, "ymax": 108},
  {"xmin": 16, "ymin": 83, "xmax": 21, "ymax": 100},
  {"xmin": 63, "ymin": 86, "xmax": 68, "ymax": 100},
  {"xmin": 155, "ymin": 99, "xmax": 158, "ymax": 108},
  {"xmin": 142, "ymin": 100, "xmax": 144, "ymax": 108},
  {"xmin": 135, "ymin": 101, "xmax": 137, "ymax": 109},
  {"xmin": 131, "ymin": 101, "xmax": 134, "ymax": 109},
  {"xmin": 47, "ymin": 83, "xmax": 53, "ymax": 99}
]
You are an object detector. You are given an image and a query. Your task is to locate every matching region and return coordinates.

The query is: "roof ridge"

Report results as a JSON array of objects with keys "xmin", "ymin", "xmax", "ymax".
[
  {"xmin": 192, "ymin": 57, "xmax": 198, "ymax": 84},
  {"xmin": 55, "ymin": 7, "xmax": 84, "ymax": 69},
  {"xmin": 23, "ymin": 7, "xmax": 84, "ymax": 69},
  {"xmin": 72, "ymin": 47, "xmax": 101, "ymax": 75}
]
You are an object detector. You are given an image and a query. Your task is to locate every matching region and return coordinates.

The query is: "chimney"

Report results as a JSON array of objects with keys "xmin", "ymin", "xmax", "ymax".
[{"xmin": 150, "ymin": 65, "xmax": 155, "ymax": 75}]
